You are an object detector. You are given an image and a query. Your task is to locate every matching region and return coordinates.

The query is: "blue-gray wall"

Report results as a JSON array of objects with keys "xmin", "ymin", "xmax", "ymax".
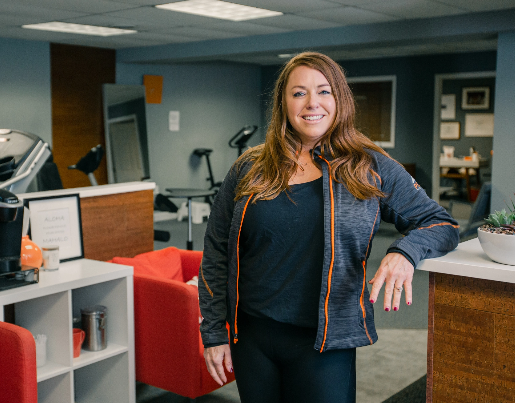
[
  {"xmin": 116, "ymin": 62, "xmax": 263, "ymax": 195},
  {"xmin": 262, "ymin": 51, "xmax": 497, "ymax": 195},
  {"xmin": 0, "ymin": 38, "xmax": 52, "ymax": 146},
  {"xmin": 492, "ymin": 31, "xmax": 515, "ymax": 212}
]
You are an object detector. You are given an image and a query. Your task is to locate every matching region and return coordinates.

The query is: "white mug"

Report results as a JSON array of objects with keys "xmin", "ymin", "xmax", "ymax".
[{"xmin": 42, "ymin": 246, "xmax": 59, "ymax": 271}]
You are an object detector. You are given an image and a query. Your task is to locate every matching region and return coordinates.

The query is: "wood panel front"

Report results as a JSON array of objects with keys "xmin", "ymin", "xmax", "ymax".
[
  {"xmin": 80, "ymin": 190, "xmax": 154, "ymax": 261},
  {"xmin": 428, "ymin": 272, "xmax": 515, "ymax": 402}
]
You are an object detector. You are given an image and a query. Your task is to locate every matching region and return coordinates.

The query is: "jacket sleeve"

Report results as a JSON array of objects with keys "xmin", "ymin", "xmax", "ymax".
[
  {"xmin": 198, "ymin": 163, "xmax": 239, "ymax": 347},
  {"xmin": 375, "ymin": 153, "xmax": 460, "ymax": 267}
]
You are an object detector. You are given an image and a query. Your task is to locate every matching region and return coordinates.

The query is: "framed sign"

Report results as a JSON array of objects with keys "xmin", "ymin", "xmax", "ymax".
[
  {"xmin": 441, "ymin": 94, "xmax": 456, "ymax": 120},
  {"xmin": 24, "ymin": 194, "xmax": 84, "ymax": 262},
  {"xmin": 440, "ymin": 122, "xmax": 460, "ymax": 140},
  {"xmin": 465, "ymin": 113, "xmax": 495, "ymax": 137},
  {"xmin": 462, "ymin": 87, "xmax": 490, "ymax": 110},
  {"xmin": 348, "ymin": 75, "xmax": 396, "ymax": 148}
]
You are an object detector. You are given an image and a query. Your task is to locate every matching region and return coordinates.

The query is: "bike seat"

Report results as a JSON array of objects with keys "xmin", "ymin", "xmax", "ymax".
[{"xmin": 193, "ymin": 148, "xmax": 213, "ymax": 157}]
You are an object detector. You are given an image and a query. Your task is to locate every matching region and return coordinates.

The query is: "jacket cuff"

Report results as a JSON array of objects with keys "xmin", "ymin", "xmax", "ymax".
[
  {"xmin": 386, "ymin": 248, "xmax": 416, "ymax": 268},
  {"xmin": 204, "ymin": 341, "xmax": 229, "ymax": 348}
]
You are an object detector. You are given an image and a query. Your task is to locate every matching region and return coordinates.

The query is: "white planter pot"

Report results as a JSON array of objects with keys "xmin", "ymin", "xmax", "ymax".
[{"xmin": 477, "ymin": 228, "xmax": 515, "ymax": 265}]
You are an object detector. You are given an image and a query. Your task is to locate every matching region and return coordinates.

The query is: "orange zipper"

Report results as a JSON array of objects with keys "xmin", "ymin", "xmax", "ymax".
[
  {"xmin": 233, "ymin": 194, "xmax": 253, "ymax": 343},
  {"xmin": 361, "ymin": 203, "xmax": 380, "ymax": 345},
  {"xmin": 319, "ymin": 156, "xmax": 335, "ymax": 353}
]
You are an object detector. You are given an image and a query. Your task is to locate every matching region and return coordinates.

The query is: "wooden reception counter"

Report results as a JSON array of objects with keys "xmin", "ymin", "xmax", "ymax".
[{"xmin": 418, "ymin": 239, "xmax": 515, "ymax": 402}]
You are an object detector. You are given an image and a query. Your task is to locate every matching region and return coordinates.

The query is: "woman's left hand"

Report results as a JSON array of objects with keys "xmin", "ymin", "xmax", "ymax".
[{"xmin": 368, "ymin": 252, "xmax": 414, "ymax": 312}]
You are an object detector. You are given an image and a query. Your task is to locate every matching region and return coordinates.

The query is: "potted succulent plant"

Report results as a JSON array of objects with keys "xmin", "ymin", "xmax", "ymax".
[{"xmin": 477, "ymin": 199, "xmax": 515, "ymax": 265}]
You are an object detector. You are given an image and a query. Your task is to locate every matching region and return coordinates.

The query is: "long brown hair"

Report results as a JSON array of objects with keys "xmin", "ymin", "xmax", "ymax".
[{"xmin": 235, "ymin": 52, "xmax": 390, "ymax": 201}]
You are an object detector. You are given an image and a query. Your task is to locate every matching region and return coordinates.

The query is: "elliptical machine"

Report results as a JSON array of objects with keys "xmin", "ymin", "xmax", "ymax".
[
  {"xmin": 68, "ymin": 144, "xmax": 104, "ymax": 186},
  {"xmin": 193, "ymin": 125, "xmax": 258, "ymax": 205}
]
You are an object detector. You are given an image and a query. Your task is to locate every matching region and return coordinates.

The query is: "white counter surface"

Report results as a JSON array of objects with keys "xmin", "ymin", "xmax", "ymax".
[
  {"xmin": 417, "ymin": 238, "xmax": 515, "ymax": 284},
  {"xmin": 17, "ymin": 181, "xmax": 155, "ymax": 200}
]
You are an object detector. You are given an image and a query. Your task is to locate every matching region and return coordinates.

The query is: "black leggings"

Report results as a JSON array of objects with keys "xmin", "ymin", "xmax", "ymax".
[{"xmin": 230, "ymin": 312, "xmax": 356, "ymax": 403}]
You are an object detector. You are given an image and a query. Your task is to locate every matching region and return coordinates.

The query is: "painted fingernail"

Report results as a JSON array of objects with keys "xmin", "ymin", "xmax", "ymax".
[
  {"xmin": 393, "ymin": 306, "xmax": 398, "ymax": 311},
  {"xmin": 407, "ymin": 301, "xmax": 412, "ymax": 306},
  {"xmin": 385, "ymin": 307, "xmax": 390, "ymax": 312},
  {"xmin": 230, "ymin": 367, "xmax": 233, "ymax": 373},
  {"xmin": 370, "ymin": 299, "xmax": 375, "ymax": 303}
]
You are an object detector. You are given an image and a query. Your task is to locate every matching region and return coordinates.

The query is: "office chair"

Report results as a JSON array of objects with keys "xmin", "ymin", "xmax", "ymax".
[
  {"xmin": 0, "ymin": 321, "xmax": 38, "ymax": 403},
  {"xmin": 448, "ymin": 181, "xmax": 491, "ymax": 240}
]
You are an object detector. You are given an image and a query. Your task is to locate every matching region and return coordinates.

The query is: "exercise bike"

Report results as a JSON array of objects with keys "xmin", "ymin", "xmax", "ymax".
[{"xmin": 193, "ymin": 125, "xmax": 258, "ymax": 205}]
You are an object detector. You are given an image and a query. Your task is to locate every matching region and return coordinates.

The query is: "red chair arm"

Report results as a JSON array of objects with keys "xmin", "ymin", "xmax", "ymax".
[
  {"xmin": 179, "ymin": 249, "xmax": 203, "ymax": 281},
  {"xmin": 133, "ymin": 274, "xmax": 202, "ymax": 392}
]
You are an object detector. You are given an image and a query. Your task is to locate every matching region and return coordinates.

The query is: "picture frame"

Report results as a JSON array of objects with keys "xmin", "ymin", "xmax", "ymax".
[
  {"xmin": 465, "ymin": 113, "xmax": 494, "ymax": 137},
  {"xmin": 23, "ymin": 194, "xmax": 84, "ymax": 262},
  {"xmin": 462, "ymin": 87, "xmax": 490, "ymax": 110},
  {"xmin": 440, "ymin": 121, "xmax": 460, "ymax": 140},
  {"xmin": 440, "ymin": 94, "xmax": 456, "ymax": 120},
  {"xmin": 348, "ymin": 75, "xmax": 396, "ymax": 148}
]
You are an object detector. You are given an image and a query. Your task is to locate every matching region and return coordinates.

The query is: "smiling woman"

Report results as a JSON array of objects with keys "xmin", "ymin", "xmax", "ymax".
[{"xmin": 198, "ymin": 52, "xmax": 459, "ymax": 403}]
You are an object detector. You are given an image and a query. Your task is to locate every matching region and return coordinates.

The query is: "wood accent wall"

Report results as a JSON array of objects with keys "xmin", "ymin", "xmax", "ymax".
[
  {"xmin": 428, "ymin": 272, "xmax": 515, "ymax": 402},
  {"xmin": 51, "ymin": 44, "xmax": 115, "ymax": 189},
  {"xmin": 81, "ymin": 190, "xmax": 154, "ymax": 261}
]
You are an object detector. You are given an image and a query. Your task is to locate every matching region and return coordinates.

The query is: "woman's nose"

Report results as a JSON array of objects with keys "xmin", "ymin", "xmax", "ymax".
[{"xmin": 306, "ymin": 94, "xmax": 319, "ymax": 109}]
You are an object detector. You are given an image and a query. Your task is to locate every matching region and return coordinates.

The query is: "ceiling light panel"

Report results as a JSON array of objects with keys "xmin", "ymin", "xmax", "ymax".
[
  {"xmin": 22, "ymin": 22, "xmax": 137, "ymax": 36},
  {"xmin": 155, "ymin": 0, "xmax": 283, "ymax": 21}
]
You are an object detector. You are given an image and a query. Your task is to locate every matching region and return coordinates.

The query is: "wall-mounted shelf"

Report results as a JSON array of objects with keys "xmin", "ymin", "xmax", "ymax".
[{"xmin": 0, "ymin": 259, "xmax": 135, "ymax": 403}]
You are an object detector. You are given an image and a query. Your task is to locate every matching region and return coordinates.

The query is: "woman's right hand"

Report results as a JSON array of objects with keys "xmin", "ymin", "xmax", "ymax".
[{"xmin": 204, "ymin": 344, "xmax": 233, "ymax": 386}]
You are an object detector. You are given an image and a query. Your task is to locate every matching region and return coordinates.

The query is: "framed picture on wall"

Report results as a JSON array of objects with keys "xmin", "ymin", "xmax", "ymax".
[
  {"xmin": 348, "ymin": 75, "xmax": 396, "ymax": 148},
  {"xmin": 440, "ymin": 122, "xmax": 460, "ymax": 140},
  {"xmin": 24, "ymin": 194, "xmax": 84, "ymax": 262},
  {"xmin": 462, "ymin": 87, "xmax": 490, "ymax": 110},
  {"xmin": 465, "ymin": 113, "xmax": 494, "ymax": 137},
  {"xmin": 441, "ymin": 94, "xmax": 456, "ymax": 120}
]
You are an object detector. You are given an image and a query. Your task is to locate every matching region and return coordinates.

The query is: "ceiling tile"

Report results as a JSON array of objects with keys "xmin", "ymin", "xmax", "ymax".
[
  {"xmin": 106, "ymin": 6, "xmax": 221, "ymax": 27},
  {"xmin": 359, "ymin": 0, "xmax": 467, "ymax": 19},
  {"xmin": 8, "ymin": 0, "xmax": 137, "ymax": 14},
  {"xmin": 203, "ymin": 20, "xmax": 291, "ymax": 35},
  {"xmin": 435, "ymin": 0, "xmax": 515, "ymax": 12},
  {"xmin": 298, "ymin": 6, "xmax": 400, "ymax": 25},
  {"xmin": 244, "ymin": 14, "xmax": 341, "ymax": 30},
  {"xmin": 0, "ymin": 3, "xmax": 86, "ymax": 21},
  {"xmin": 228, "ymin": 0, "xmax": 343, "ymax": 13},
  {"xmin": 155, "ymin": 26, "xmax": 244, "ymax": 40}
]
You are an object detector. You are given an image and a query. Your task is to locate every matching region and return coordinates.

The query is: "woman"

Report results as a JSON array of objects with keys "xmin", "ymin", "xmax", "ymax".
[{"xmin": 198, "ymin": 52, "xmax": 459, "ymax": 403}]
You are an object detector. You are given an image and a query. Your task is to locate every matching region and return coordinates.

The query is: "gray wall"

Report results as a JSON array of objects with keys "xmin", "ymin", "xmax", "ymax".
[
  {"xmin": 0, "ymin": 38, "xmax": 52, "ymax": 146},
  {"xmin": 492, "ymin": 31, "xmax": 515, "ymax": 212},
  {"xmin": 115, "ymin": 62, "xmax": 263, "ymax": 194},
  {"xmin": 262, "ymin": 51, "xmax": 497, "ymax": 196},
  {"xmin": 441, "ymin": 77, "xmax": 495, "ymax": 184}
]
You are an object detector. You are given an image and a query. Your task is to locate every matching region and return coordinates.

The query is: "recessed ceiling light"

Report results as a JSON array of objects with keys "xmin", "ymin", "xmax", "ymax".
[
  {"xmin": 278, "ymin": 53, "xmax": 295, "ymax": 58},
  {"xmin": 22, "ymin": 22, "xmax": 137, "ymax": 37},
  {"xmin": 156, "ymin": 0, "xmax": 282, "ymax": 21}
]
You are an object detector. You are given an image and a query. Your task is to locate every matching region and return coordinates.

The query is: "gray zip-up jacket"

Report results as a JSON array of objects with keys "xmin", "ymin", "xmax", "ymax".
[{"xmin": 199, "ymin": 148, "xmax": 459, "ymax": 352}]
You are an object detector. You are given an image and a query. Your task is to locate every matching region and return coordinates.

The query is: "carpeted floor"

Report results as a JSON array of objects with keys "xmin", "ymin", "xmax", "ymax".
[{"xmin": 382, "ymin": 375, "xmax": 426, "ymax": 403}]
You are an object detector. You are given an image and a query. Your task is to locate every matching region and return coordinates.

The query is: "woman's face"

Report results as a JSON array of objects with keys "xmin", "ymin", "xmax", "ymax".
[{"xmin": 285, "ymin": 65, "xmax": 336, "ymax": 148}]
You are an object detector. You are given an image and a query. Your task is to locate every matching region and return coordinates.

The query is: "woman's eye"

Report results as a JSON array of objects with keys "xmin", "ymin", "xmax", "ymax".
[
  {"xmin": 320, "ymin": 90, "xmax": 331, "ymax": 95},
  {"xmin": 293, "ymin": 91, "xmax": 305, "ymax": 97}
]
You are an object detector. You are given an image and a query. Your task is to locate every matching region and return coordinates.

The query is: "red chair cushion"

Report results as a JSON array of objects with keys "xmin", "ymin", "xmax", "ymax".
[{"xmin": 112, "ymin": 247, "xmax": 184, "ymax": 282}]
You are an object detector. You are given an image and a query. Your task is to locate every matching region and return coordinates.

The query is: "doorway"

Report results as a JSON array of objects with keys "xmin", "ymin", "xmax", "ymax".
[{"xmin": 432, "ymin": 72, "xmax": 496, "ymax": 204}]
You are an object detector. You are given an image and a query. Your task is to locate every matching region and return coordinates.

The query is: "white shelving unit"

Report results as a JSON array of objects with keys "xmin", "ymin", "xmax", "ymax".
[{"xmin": 0, "ymin": 259, "xmax": 135, "ymax": 403}]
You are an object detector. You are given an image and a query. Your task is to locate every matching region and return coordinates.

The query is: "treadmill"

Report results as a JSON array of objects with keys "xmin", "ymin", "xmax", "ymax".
[{"xmin": 0, "ymin": 129, "xmax": 50, "ymax": 194}]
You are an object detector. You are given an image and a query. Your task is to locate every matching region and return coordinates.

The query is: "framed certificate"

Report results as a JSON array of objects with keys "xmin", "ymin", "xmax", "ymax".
[{"xmin": 24, "ymin": 194, "xmax": 84, "ymax": 262}]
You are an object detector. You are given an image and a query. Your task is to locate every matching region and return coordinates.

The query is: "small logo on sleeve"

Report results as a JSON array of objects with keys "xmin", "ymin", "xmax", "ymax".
[{"xmin": 411, "ymin": 177, "xmax": 421, "ymax": 190}]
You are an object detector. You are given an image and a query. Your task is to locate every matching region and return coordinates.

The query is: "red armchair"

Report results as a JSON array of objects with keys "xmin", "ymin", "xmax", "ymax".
[
  {"xmin": 112, "ymin": 247, "xmax": 235, "ymax": 399},
  {"xmin": 0, "ymin": 321, "xmax": 38, "ymax": 403}
]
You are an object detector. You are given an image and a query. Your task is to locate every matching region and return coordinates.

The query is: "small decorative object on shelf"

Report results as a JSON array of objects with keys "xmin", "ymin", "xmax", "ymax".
[
  {"xmin": 478, "ymin": 197, "xmax": 515, "ymax": 265},
  {"xmin": 20, "ymin": 235, "xmax": 43, "ymax": 268}
]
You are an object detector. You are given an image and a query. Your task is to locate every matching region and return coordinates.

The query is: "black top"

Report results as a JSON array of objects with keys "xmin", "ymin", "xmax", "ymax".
[{"xmin": 239, "ymin": 177, "xmax": 324, "ymax": 328}]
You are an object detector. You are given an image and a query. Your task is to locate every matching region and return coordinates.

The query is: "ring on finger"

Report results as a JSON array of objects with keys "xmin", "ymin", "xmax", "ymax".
[{"xmin": 394, "ymin": 286, "xmax": 402, "ymax": 292}]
